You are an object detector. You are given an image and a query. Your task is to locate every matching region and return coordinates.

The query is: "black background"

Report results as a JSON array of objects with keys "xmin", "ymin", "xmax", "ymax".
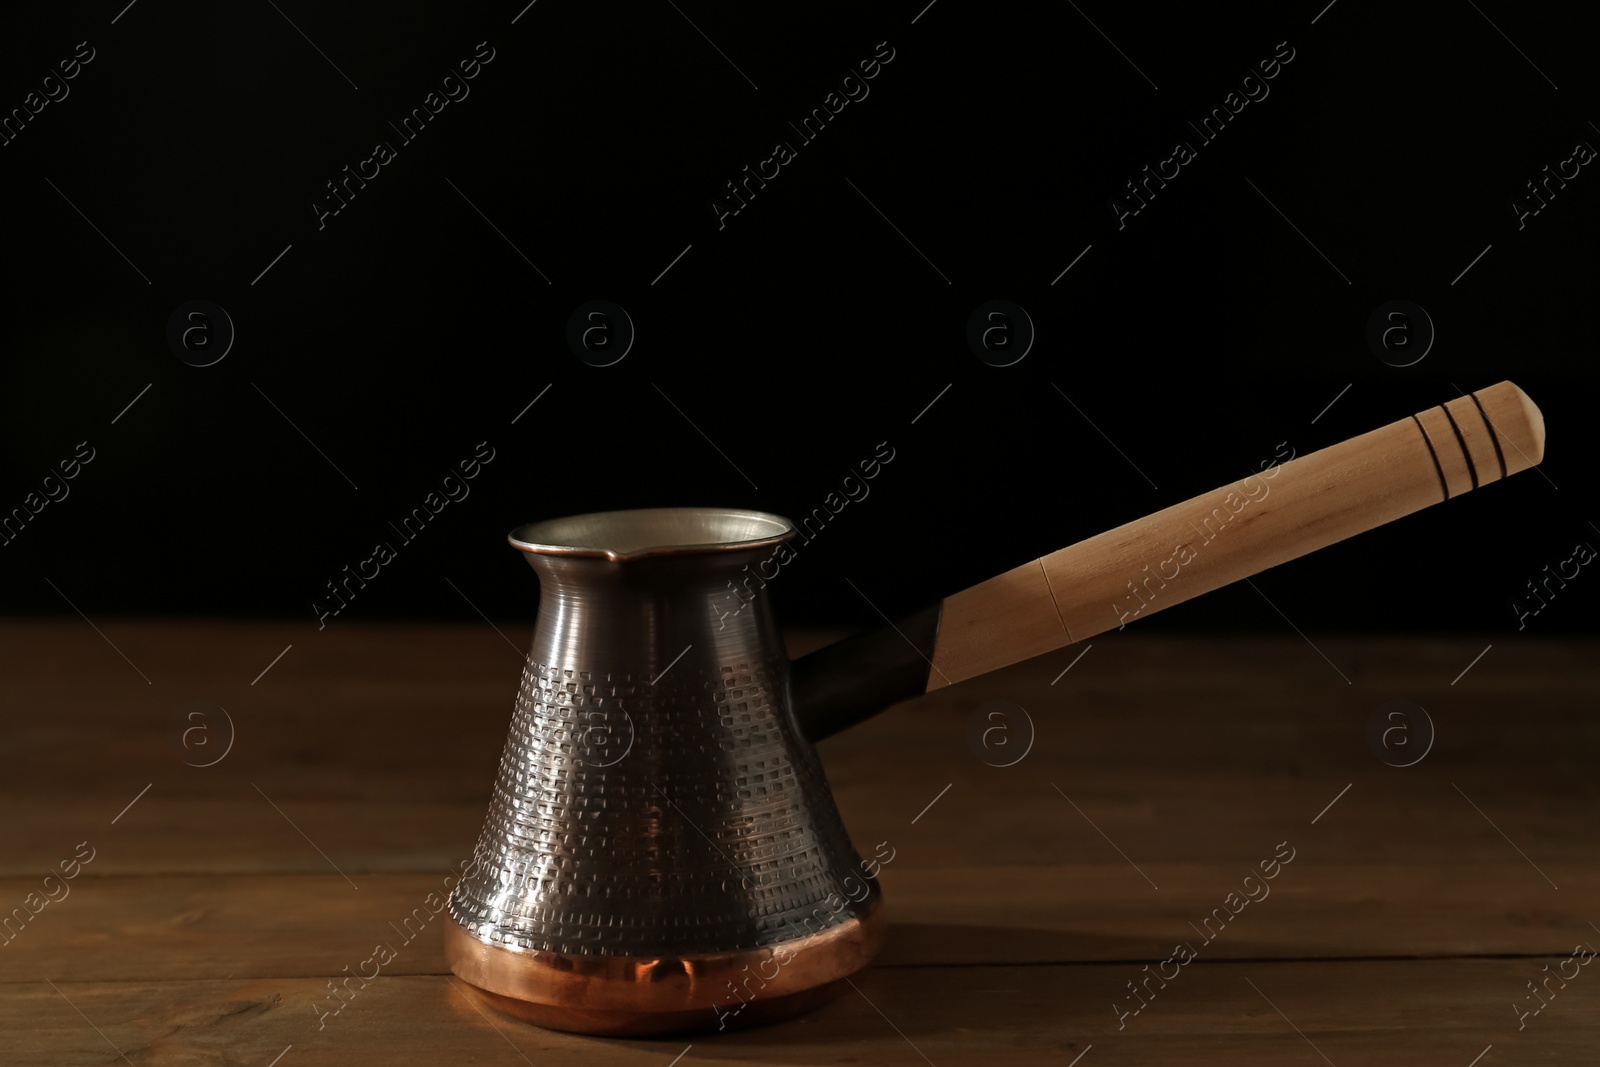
[{"xmin": 1, "ymin": 0, "xmax": 1596, "ymax": 639}]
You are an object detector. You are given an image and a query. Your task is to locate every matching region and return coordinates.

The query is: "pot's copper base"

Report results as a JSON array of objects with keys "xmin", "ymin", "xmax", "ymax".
[
  {"xmin": 444, "ymin": 895, "xmax": 886, "ymax": 1037},
  {"xmin": 451, "ymin": 973, "xmax": 850, "ymax": 1037}
]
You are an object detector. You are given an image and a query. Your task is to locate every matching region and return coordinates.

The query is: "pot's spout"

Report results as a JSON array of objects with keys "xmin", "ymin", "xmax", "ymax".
[{"xmin": 789, "ymin": 605, "xmax": 942, "ymax": 742}]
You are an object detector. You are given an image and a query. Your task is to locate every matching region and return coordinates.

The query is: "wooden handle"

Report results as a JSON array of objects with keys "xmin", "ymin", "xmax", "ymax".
[{"xmin": 926, "ymin": 381, "xmax": 1545, "ymax": 688}]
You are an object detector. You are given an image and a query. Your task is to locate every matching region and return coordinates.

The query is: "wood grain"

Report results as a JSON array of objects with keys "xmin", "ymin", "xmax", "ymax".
[
  {"xmin": 0, "ymin": 620, "xmax": 1594, "ymax": 1064},
  {"xmin": 6, "ymin": 961, "xmax": 1593, "ymax": 1066},
  {"xmin": 0, "ymin": 862, "xmax": 1594, "ymax": 986}
]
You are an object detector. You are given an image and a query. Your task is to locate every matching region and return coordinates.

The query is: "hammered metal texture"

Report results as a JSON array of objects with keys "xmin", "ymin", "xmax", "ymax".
[{"xmin": 448, "ymin": 553, "xmax": 877, "ymax": 958}]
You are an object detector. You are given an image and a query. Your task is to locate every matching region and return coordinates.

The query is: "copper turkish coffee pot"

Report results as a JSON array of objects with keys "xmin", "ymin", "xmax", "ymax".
[{"xmin": 444, "ymin": 382, "xmax": 1545, "ymax": 1036}]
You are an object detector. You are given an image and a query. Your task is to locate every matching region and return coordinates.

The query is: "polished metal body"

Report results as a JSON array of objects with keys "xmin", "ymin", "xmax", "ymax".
[{"xmin": 445, "ymin": 508, "xmax": 886, "ymax": 1034}]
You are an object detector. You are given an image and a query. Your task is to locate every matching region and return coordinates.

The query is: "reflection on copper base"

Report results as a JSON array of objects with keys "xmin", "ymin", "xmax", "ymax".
[{"xmin": 443, "ymin": 896, "xmax": 886, "ymax": 1037}]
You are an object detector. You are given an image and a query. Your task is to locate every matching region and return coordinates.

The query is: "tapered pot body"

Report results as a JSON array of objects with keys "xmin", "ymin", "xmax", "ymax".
[{"xmin": 445, "ymin": 510, "xmax": 886, "ymax": 1035}]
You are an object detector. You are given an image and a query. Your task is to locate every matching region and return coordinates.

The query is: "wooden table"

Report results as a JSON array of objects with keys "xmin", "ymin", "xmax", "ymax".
[{"xmin": 2, "ymin": 620, "xmax": 1595, "ymax": 1064}]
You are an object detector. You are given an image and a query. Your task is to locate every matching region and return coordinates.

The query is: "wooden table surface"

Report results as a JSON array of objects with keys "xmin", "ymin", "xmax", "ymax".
[{"xmin": 1, "ymin": 620, "xmax": 1595, "ymax": 1065}]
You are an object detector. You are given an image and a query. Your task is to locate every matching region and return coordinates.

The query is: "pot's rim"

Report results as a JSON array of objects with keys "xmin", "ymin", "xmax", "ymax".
[{"xmin": 509, "ymin": 507, "xmax": 795, "ymax": 562}]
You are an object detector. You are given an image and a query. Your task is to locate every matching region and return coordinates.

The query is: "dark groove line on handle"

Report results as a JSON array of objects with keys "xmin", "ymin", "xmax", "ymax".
[
  {"xmin": 1439, "ymin": 403, "xmax": 1478, "ymax": 490},
  {"xmin": 1467, "ymin": 391, "xmax": 1508, "ymax": 480},
  {"xmin": 1412, "ymin": 414, "xmax": 1449, "ymax": 501}
]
